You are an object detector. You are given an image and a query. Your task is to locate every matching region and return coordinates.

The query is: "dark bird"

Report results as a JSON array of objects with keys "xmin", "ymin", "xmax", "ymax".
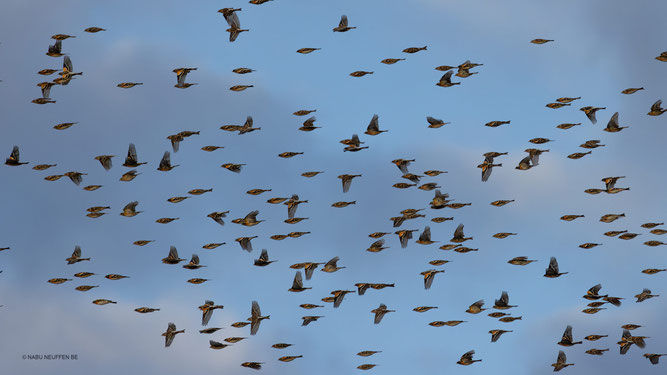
[
  {"xmin": 254, "ymin": 249, "xmax": 276, "ymax": 267},
  {"xmin": 162, "ymin": 323, "xmax": 184, "ymax": 347},
  {"xmin": 5, "ymin": 146, "xmax": 28, "ymax": 166},
  {"xmin": 544, "ymin": 257, "xmax": 567, "ymax": 278},
  {"xmin": 249, "ymin": 300, "xmax": 269, "ymax": 335},
  {"xmin": 558, "ymin": 325, "xmax": 582, "ymax": 346},
  {"xmin": 333, "ymin": 15, "xmax": 356, "ymax": 32}
]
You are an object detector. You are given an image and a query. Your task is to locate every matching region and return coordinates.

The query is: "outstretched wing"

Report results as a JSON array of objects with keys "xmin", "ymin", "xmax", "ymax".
[
  {"xmin": 126, "ymin": 143, "xmax": 138, "ymax": 164},
  {"xmin": 454, "ymin": 224, "xmax": 464, "ymax": 238},
  {"xmin": 339, "ymin": 15, "xmax": 348, "ymax": 28},
  {"xmin": 72, "ymin": 245, "xmax": 81, "ymax": 258},
  {"xmin": 292, "ymin": 271, "xmax": 304, "ymax": 289},
  {"xmin": 63, "ymin": 56, "xmax": 73, "ymax": 72},
  {"xmin": 367, "ymin": 114, "xmax": 379, "ymax": 132},
  {"xmin": 159, "ymin": 151, "xmax": 171, "ymax": 168}
]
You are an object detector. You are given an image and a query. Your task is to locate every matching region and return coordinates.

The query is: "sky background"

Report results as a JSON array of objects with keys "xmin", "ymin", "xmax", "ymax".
[{"xmin": 1, "ymin": 0, "xmax": 666, "ymax": 374}]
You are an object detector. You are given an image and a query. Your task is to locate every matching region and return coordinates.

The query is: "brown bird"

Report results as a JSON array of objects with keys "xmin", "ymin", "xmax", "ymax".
[
  {"xmin": 604, "ymin": 112, "xmax": 628, "ymax": 132},
  {"xmin": 199, "ymin": 300, "xmax": 224, "ymax": 326},
  {"xmin": 5, "ymin": 146, "xmax": 28, "ymax": 166},
  {"xmin": 403, "ymin": 46, "xmax": 427, "ymax": 53},
  {"xmin": 297, "ymin": 47, "xmax": 320, "ymax": 54},
  {"xmin": 66, "ymin": 246, "xmax": 90, "ymax": 264},
  {"xmin": 508, "ymin": 256, "xmax": 536, "ymax": 266},
  {"xmin": 162, "ymin": 323, "xmax": 184, "ymax": 347},
  {"xmin": 333, "ymin": 15, "xmax": 356, "ymax": 32},
  {"xmin": 493, "ymin": 291, "xmax": 517, "ymax": 309},
  {"xmin": 182, "ymin": 254, "xmax": 206, "ymax": 270},
  {"xmin": 338, "ymin": 174, "xmax": 361, "ymax": 193},
  {"xmin": 644, "ymin": 353, "xmax": 667, "ymax": 365},
  {"xmin": 365, "ymin": 114, "xmax": 387, "ymax": 135},
  {"xmin": 288, "ymin": 271, "xmax": 310, "ymax": 292},
  {"xmin": 466, "ymin": 300, "xmax": 486, "ymax": 314},
  {"xmin": 635, "ymin": 288, "xmax": 659, "ymax": 302},
  {"xmin": 420, "ymin": 269, "xmax": 444, "ymax": 289},
  {"xmin": 551, "ymin": 350, "xmax": 574, "ymax": 372},
  {"xmin": 123, "ymin": 143, "xmax": 146, "ymax": 167},
  {"xmin": 426, "ymin": 116, "xmax": 450, "ymax": 128},
  {"xmin": 457, "ymin": 350, "xmax": 481, "ymax": 365},
  {"xmin": 350, "ymin": 70, "xmax": 373, "ymax": 77},
  {"xmin": 648, "ymin": 99, "xmax": 666, "ymax": 116},
  {"xmin": 162, "ymin": 246, "xmax": 186, "ymax": 264},
  {"xmin": 558, "ymin": 325, "xmax": 582, "ymax": 346},
  {"xmin": 489, "ymin": 329, "xmax": 512, "ymax": 343},
  {"xmin": 580, "ymin": 106, "xmax": 606, "ymax": 124},
  {"xmin": 451, "ymin": 224, "xmax": 472, "ymax": 243},
  {"xmin": 436, "ymin": 70, "xmax": 460, "ymax": 87},
  {"xmin": 254, "ymin": 249, "xmax": 277, "ymax": 267},
  {"xmin": 370, "ymin": 304, "xmax": 395, "ymax": 324},
  {"xmin": 621, "ymin": 87, "xmax": 643, "ymax": 95},
  {"xmin": 544, "ymin": 257, "xmax": 567, "ymax": 278}
]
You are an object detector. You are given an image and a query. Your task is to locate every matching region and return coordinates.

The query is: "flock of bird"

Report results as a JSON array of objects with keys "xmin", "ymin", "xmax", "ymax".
[{"xmin": 1, "ymin": 2, "xmax": 666, "ymax": 372}]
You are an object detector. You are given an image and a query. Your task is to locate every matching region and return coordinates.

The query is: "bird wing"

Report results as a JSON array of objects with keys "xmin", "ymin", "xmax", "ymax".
[
  {"xmin": 292, "ymin": 271, "xmax": 303, "ymax": 289},
  {"xmin": 339, "ymin": 15, "xmax": 348, "ymax": 28},
  {"xmin": 63, "ymin": 56, "xmax": 73, "ymax": 72},
  {"xmin": 367, "ymin": 114, "xmax": 379, "ymax": 132}
]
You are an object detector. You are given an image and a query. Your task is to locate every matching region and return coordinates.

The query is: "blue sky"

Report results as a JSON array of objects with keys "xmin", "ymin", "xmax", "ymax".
[{"xmin": 0, "ymin": 0, "xmax": 666, "ymax": 374}]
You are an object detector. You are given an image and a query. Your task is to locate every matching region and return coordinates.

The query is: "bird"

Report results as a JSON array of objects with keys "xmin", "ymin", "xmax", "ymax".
[
  {"xmin": 544, "ymin": 257, "xmax": 567, "ymax": 278},
  {"xmin": 580, "ymin": 106, "xmax": 606, "ymax": 124},
  {"xmin": 162, "ymin": 323, "xmax": 184, "ymax": 347},
  {"xmin": 199, "ymin": 300, "xmax": 223, "ymax": 326},
  {"xmin": 301, "ymin": 315, "xmax": 324, "ymax": 326},
  {"xmin": 249, "ymin": 301, "xmax": 269, "ymax": 335},
  {"xmin": 635, "ymin": 288, "xmax": 659, "ymax": 302},
  {"xmin": 232, "ymin": 210, "xmax": 263, "ymax": 226},
  {"xmin": 436, "ymin": 70, "xmax": 460, "ymax": 87},
  {"xmin": 466, "ymin": 300, "xmax": 486, "ymax": 314},
  {"xmin": 457, "ymin": 350, "xmax": 481, "ymax": 365},
  {"xmin": 365, "ymin": 114, "xmax": 387, "ymax": 135},
  {"xmin": 648, "ymin": 99, "xmax": 666, "ymax": 116},
  {"xmin": 223, "ymin": 9, "xmax": 248, "ymax": 42},
  {"xmin": 644, "ymin": 353, "xmax": 666, "ymax": 365},
  {"xmin": 66, "ymin": 246, "xmax": 90, "ymax": 264},
  {"xmin": 162, "ymin": 246, "xmax": 186, "ymax": 264},
  {"xmin": 157, "ymin": 151, "xmax": 178, "ymax": 171},
  {"xmin": 416, "ymin": 226, "xmax": 437, "ymax": 245},
  {"xmin": 207, "ymin": 211, "xmax": 229, "ymax": 226},
  {"xmin": 420, "ymin": 269, "xmax": 444, "ymax": 289},
  {"xmin": 254, "ymin": 249, "xmax": 277, "ymax": 267},
  {"xmin": 288, "ymin": 271, "xmax": 311, "ymax": 292},
  {"xmin": 371, "ymin": 304, "xmax": 394, "ymax": 324},
  {"xmin": 338, "ymin": 174, "xmax": 361, "ymax": 193},
  {"xmin": 489, "ymin": 329, "xmax": 512, "ymax": 342},
  {"xmin": 331, "ymin": 290, "xmax": 355, "ymax": 308},
  {"xmin": 321, "ymin": 256, "xmax": 345, "ymax": 273},
  {"xmin": 451, "ymin": 224, "xmax": 472, "ymax": 243},
  {"xmin": 182, "ymin": 254, "xmax": 206, "ymax": 270},
  {"xmin": 333, "ymin": 15, "xmax": 355, "ymax": 32},
  {"xmin": 426, "ymin": 116, "xmax": 449, "ymax": 128},
  {"xmin": 493, "ymin": 291, "xmax": 517, "ymax": 309},
  {"xmin": 5, "ymin": 146, "xmax": 28, "ymax": 166},
  {"xmin": 123, "ymin": 144, "xmax": 146, "ymax": 167},
  {"xmin": 478, "ymin": 156, "xmax": 502, "ymax": 182},
  {"xmin": 551, "ymin": 350, "xmax": 574, "ymax": 371},
  {"xmin": 173, "ymin": 67, "xmax": 197, "ymax": 88},
  {"xmin": 558, "ymin": 325, "xmax": 582, "ymax": 346},
  {"xmin": 604, "ymin": 112, "xmax": 628, "ymax": 132},
  {"xmin": 94, "ymin": 155, "xmax": 114, "ymax": 170}
]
